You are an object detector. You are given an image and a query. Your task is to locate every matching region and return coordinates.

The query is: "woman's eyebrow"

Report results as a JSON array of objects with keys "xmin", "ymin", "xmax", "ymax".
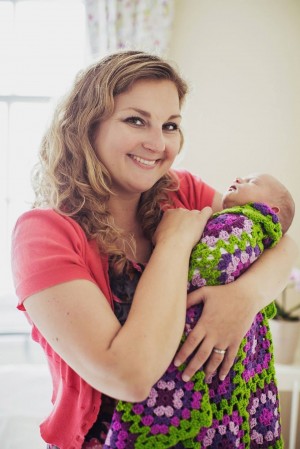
[{"xmin": 122, "ymin": 107, "xmax": 182, "ymax": 120}]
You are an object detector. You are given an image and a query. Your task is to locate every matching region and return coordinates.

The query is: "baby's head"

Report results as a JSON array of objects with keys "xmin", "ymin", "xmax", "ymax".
[{"xmin": 222, "ymin": 173, "xmax": 295, "ymax": 234}]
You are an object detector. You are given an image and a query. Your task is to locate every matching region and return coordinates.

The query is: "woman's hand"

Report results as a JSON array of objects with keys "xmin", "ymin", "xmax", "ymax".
[
  {"xmin": 174, "ymin": 281, "xmax": 259, "ymax": 382},
  {"xmin": 172, "ymin": 234, "xmax": 298, "ymax": 383},
  {"xmin": 153, "ymin": 207, "xmax": 213, "ymax": 251}
]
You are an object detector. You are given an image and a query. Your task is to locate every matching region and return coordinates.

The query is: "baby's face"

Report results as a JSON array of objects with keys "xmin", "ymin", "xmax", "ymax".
[{"xmin": 222, "ymin": 173, "xmax": 275, "ymax": 209}]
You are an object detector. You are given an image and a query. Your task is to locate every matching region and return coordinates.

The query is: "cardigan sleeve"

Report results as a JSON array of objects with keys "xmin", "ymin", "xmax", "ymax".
[{"xmin": 11, "ymin": 209, "xmax": 99, "ymax": 309}]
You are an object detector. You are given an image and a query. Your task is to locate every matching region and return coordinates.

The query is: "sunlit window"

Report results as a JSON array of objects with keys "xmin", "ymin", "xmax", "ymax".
[{"xmin": 0, "ymin": 0, "xmax": 86, "ymax": 297}]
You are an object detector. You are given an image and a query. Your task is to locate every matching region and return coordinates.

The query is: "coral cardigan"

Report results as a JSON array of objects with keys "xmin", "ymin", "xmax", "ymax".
[{"xmin": 12, "ymin": 169, "xmax": 215, "ymax": 449}]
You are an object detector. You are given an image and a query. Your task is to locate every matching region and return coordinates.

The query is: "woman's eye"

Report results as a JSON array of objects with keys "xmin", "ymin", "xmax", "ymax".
[
  {"xmin": 163, "ymin": 122, "xmax": 179, "ymax": 131},
  {"xmin": 125, "ymin": 116, "xmax": 144, "ymax": 126}
]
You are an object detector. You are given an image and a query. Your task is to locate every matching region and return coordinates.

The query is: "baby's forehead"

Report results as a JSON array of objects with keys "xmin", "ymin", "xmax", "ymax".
[
  {"xmin": 241, "ymin": 173, "xmax": 263, "ymax": 183},
  {"xmin": 248, "ymin": 173, "xmax": 275, "ymax": 184}
]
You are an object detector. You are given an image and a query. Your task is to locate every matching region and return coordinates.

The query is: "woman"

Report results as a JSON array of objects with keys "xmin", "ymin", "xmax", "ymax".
[{"xmin": 11, "ymin": 51, "xmax": 297, "ymax": 449}]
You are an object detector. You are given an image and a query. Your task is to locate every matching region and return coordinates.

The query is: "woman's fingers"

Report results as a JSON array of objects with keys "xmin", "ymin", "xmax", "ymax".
[
  {"xmin": 177, "ymin": 338, "xmax": 212, "ymax": 381},
  {"xmin": 204, "ymin": 345, "xmax": 239, "ymax": 381},
  {"xmin": 173, "ymin": 326, "xmax": 206, "ymax": 372},
  {"xmin": 204, "ymin": 347, "xmax": 228, "ymax": 381},
  {"xmin": 177, "ymin": 337, "xmax": 229, "ymax": 382},
  {"xmin": 217, "ymin": 345, "xmax": 240, "ymax": 380},
  {"xmin": 176, "ymin": 338, "xmax": 239, "ymax": 383},
  {"xmin": 186, "ymin": 289, "xmax": 205, "ymax": 309},
  {"xmin": 153, "ymin": 207, "xmax": 212, "ymax": 249},
  {"xmin": 176, "ymin": 284, "xmax": 256, "ymax": 383}
]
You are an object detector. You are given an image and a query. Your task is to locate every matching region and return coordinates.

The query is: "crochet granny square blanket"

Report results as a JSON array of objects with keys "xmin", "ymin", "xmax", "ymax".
[{"xmin": 103, "ymin": 203, "xmax": 283, "ymax": 449}]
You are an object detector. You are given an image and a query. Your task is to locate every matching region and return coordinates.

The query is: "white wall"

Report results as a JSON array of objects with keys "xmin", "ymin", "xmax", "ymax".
[{"xmin": 169, "ymin": 0, "xmax": 300, "ymax": 254}]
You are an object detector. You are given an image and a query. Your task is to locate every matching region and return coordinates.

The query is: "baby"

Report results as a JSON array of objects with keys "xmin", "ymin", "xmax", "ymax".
[
  {"xmin": 104, "ymin": 173, "xmax": 295, "ymax": 449},
  {"xmin": 188, "ymin": 173, "xmax": 294, "ymax": 289},
  {"xmin": 222, "ymin": 173, "xmax": 294, "ymax": 234}
]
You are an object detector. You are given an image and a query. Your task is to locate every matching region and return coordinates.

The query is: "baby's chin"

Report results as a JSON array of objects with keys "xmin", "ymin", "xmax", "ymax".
[{"xmin": 222, "ymin": 193, "xmax": 233, "ymax": 209}]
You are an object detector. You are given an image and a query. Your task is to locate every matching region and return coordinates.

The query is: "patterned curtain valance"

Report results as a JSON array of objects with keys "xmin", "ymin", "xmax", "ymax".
[{"xmin": 84, "ymin": 0, "xmax": 174, "ymax": 59}]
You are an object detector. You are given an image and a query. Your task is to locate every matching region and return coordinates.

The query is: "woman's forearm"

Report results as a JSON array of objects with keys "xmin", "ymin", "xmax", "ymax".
[
  {"xmin": 109, "ymin": 207, "xmax": 213, "ymax": 394},
  {"xmin": 235, "ymin": 234, "xmax": 299, "ymax": 312},
  {"xmin": 119, "ymin": 240, "xmax": 189, "ymax": 375}
]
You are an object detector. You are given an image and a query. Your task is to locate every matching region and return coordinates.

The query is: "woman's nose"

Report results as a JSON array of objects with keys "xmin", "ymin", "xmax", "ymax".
[
  {"xmin": 142, "ymin": 128, "xmax": 165, "ymax": 152},
  {"xmin": 235, "ymin": 177, "xmax": 243, "ymax": 184}
]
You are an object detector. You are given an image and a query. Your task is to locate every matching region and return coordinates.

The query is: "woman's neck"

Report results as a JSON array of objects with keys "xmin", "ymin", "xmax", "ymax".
[
  {"xmin": 108, "ymin": 195, "xmax": 152, "ymax": 264},
  {"xmin": 108, "ymin": 195, "xmax": 140, "ymax": 234}
]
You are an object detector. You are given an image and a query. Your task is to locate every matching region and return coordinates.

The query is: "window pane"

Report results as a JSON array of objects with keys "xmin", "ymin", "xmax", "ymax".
[
  {"xmin": 8, "ymin": 101, "xmax": 52, "ymax": 221},
  {"xmin": 3, "ymin": 101, "xmax": 51, "ymax": 296},
  {"xmin": 0, "ymin": 2, "xmax": 14, "ymax": 94},
  {"xmin": 14, "ymin": 0, "xmax": 86, "ymax": 96}
]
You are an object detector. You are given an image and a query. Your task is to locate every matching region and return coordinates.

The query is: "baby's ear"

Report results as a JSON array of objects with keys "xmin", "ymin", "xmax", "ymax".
[{"xmin": 271, "ymin": 206, "xmax": 280, "ymax": 214}]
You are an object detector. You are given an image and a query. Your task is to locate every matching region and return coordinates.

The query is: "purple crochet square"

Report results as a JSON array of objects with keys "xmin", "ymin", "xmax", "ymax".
[
  {"xmin": 242, "ymin": 313, "xmax": 272, "ymax": 382},
  {"xmin": 193, "ymin": 412, "xmax": 245, "ymax": 448},
  {"xmin": 247, "ymin": 382, "xmax": 281, "ymax": 446}
]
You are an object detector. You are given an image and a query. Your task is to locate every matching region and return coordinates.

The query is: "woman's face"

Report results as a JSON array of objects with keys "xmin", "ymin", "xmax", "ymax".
[{"xmin": 93, "ymin": 79, "xmax": 182, "ymax": 198}]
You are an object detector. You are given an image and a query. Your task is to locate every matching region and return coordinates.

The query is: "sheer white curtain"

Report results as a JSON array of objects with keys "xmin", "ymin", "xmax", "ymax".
[{"xmin": 84, "ymin": 0, "xmax": 175, "ymax": 59}]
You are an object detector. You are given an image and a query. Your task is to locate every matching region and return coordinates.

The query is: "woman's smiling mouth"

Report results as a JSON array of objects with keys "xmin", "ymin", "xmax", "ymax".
[{"xmin": 129, "ymin": 154, "xmax": 159, "ymax": 167}]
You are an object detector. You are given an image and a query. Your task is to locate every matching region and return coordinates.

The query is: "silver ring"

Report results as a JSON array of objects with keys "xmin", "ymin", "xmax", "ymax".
[{"xmin": 213, "ymin": 347, "xmax": 227, "ymax": 355}]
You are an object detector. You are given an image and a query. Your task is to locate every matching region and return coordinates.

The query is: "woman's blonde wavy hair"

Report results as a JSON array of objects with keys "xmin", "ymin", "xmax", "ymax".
[{"xmin": 32, "ymin": 50, "xmax": 188, "ymax": 271}]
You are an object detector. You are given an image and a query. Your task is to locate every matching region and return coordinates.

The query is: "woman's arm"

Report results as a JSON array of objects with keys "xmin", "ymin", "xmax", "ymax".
[
  {"xmin": 24, "ymin": 207, "xmax": 212, "ymax": 402},
  {"xmin": 175, "ymin": 231, "xmax": 298, "ymax": 382}
]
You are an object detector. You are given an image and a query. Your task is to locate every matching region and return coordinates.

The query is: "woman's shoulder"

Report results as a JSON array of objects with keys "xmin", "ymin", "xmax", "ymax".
[
  {"xmin": 16, "ymin": 207, "xmax": 78, "ymax": 224},
  {"xmin": 12, "ymin": 209, "xmax": 106, "ymax": 306},
  {"xmin": 13, "ymin": 208, "xmax": 91, "ymax": 257},
  {"xmin": 15, "ymin": 208, "xmax": 86, "ymax": 238}
]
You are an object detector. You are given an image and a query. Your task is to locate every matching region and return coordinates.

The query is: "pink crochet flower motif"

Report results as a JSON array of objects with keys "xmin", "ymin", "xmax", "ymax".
[{"xmin": 147, "ymin": 380, "xmax": 183, "ymax": 416}]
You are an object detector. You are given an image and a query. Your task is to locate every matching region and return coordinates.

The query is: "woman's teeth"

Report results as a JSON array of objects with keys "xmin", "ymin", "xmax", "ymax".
[{"xmin": 131, "ymin": 155, "xmax": 157, "ymax": 166}]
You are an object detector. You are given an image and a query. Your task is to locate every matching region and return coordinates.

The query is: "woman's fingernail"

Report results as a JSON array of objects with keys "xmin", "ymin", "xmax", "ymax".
[
  {"xmin": 173, "ymin": 359, "xmax": 181, "ymax": 367},
  {"xmin": 220, "ymin": 375, "xmax": 226, "ymax": 381},
  {"xmin": 206, "ymin": 371, "xmax": 217, "ymax": 382},
  {"xmin": 182, "ymin": 374, "xmax": 190, "ymax": 382}
]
